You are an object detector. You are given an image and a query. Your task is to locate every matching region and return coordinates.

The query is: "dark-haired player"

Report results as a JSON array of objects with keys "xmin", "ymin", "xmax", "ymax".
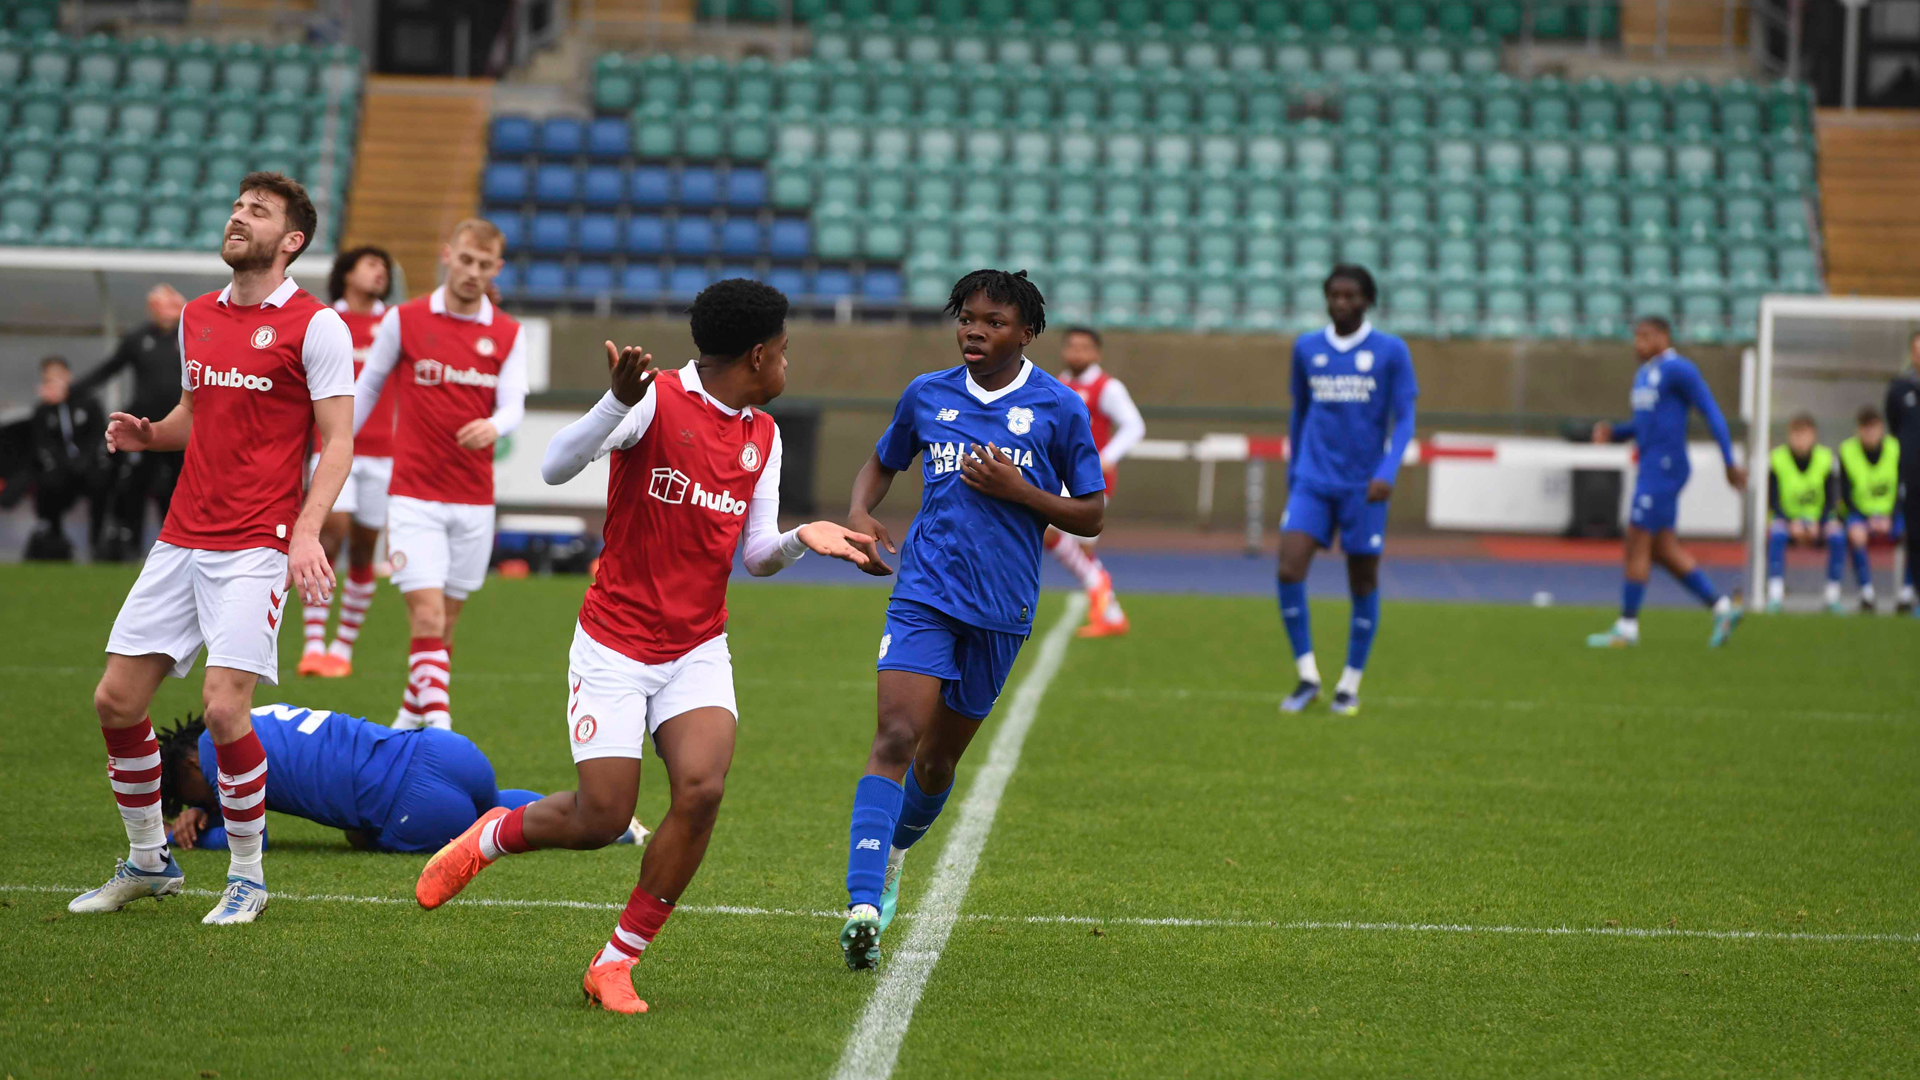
[
  {"xmin": 1277, "ymin": 265, "xmax": 1418, "ymax": 717},
  {"xmin": 74, "ymin": 172, "xmax": 354, "ymax": 926},
  {"xmin": 156, "ymin": 704, "xmax": 639, "ymax": 853},
  {"xmin": 1587, "ymin": 316, "xmax": 1746, "ymax": 648},
  {"xmin": 1046, "ymin": 325, "xmax": 1146, "ymax": 637},
  {"xmin": 299, "ymin": 245, "xmax": 398, "ymax": 677},
  {"xmin": 836, "ymin": 269, "xmax": 1107, "ymax": 969},
  {"xmin": 411, "ymin": 279, "xmax": 877, "ymax": 1014}
]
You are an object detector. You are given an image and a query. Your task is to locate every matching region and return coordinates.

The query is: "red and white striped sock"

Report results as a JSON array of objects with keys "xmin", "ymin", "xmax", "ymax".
[
  {"xmin": 300, "ymin": 596, "xmax": 330, "ymax": 657},
  {"xmin": 477, "ymin": 804, "xmax": 535, "ymax": 861},
  {"xmin": 1045, "ymin": 532, "xmax": 1108, "ymax": 591},
  {"xmin": 327, "ymin": 566, "xmax": 377, "ymax": 662},
  {"xmin": 595, "ymin": 883, "xmax": 675, "ymax": 966},
  {"xmin": 213, "ymin": 729, "xmax": 268, "ymax": 884},
  {"xmin": 408, "ymin": 636, "xmax": 451, "ymax": 729},
  {"xmin": 103, "ymin": 718, "xmax": 166, "ymax": 872}
]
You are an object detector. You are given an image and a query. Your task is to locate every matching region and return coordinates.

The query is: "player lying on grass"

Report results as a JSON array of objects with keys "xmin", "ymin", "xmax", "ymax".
[
  {"xmin": 837, "ymin": 269, "xmax": 1107, "ymax": 970},
  {"xmin": 1764, "ymin": 413, "xmax": 1845, "ymax": 614},
  {"xmin": 158, "ymin": 704, "xmax": 643, "ymax": 854},
  {"xmin": 411, "ymin": 280, "xmax": 879, "ymax": 1015}
]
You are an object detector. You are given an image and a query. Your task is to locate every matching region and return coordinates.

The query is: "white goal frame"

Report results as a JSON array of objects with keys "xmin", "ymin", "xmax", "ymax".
[{"xmin": 1749, "ymin": 294, "xmax": 1920, "ymax": 605}]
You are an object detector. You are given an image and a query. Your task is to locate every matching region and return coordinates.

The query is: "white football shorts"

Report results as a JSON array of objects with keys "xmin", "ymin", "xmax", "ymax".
[
  {"xmin": 385, "ymin": 495, "xmax": 494, "ymax": 600},
  {"xmin": 565, "ymin": 623, "xmax": 737, "ymax": 764},
  {"xmin": 309, "ymin": 453, "xmax": 395, "ymax": 529},
  {"xmin": 106, "ymin": 542, "xmax": 289, "ymax": 684}
]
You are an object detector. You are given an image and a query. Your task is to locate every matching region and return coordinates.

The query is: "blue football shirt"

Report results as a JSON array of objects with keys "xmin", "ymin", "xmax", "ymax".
[
  {"xmin": 200, "ymin": 704, "xmax": 418, "ymax": 832},
  {"xmin": 876, "ymin": 359, "xmax": 1108, "ymax": 634},
  {"xmin": 1289, "ymin": 323, "xmax": 1420, "ymax": 491},
  {"xmin": 1612, "ymin": 349, "xmax": 1735, "ymax": 495}
]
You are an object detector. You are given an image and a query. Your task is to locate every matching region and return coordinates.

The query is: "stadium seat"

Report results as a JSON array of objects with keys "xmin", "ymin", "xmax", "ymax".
[
  {"xmin": 768, "ymin": 218, "xmax": 810, "ymax": 258},
  {"xmin": 1485, "ymin": 289, "xmax": 1528, "ymax": 336},
  {"xmin": 672, "ymin": 217, "xmax": 716, "ymax": 256},
  {"xmin": 573, "ymin": 262, "xmax": 615, "ymax": 299},
  {"xmin": 812, "ymin": 267, "xmax": 854, "ymax": 301},
  {"xmin": 577, "ymin": 214, "xmax": 618, "ymax": 255},
  {"xmin": 529, "ymin": 212, "xmax": 571, "ymax": 253},
  {"xmin": 481, "ymin": 162, "xmax": 529, "ymax": 206},
  {"xmin": 680, "ymin": 167, "xmax": 720, "ymax": 208},
  {"xmin": 625, "ymin": 215, "xmax": 667, "ymax": 255},
  {"xmin": 495, "ymin": 213, "xmax": 527, "ymax": 252},
  {"xmin": 533, "ymin": 164, "xmax": 577, "ymax": 204},
  {"xmin": 1534, "ymin": 289, "xmax": 1578, "ymax": 336},
  {"xmin": 523, "ymin": 261, "xmax": 567, "ymax": 299},
  {"xmin": 724, "ymin": 168, "xmax": 766, "ymax": 208},
  {"xmin": 630, "ymin": 166, "xmax": 673, "ymax": 207},
  {"xmin": 579, "ymin": 165, "xmax": 623, "ymax": 208},
  {"xmin": 540, "ymin": 117, "xmax": 586, "ymax": 158},
  {"xmin": 617, "ymin": 263, "xmax": 663, "ymax": 298},
  {"xmin": 720, "ymin": 217, "xmax": 762, "ymax": 256},
  {"xmin": 861, "ymin": 267, "xmax": 903, "ymax": 301},
  {"xmin": 669, "ymin": 265, "xmax": 712, "ymax": 300}
]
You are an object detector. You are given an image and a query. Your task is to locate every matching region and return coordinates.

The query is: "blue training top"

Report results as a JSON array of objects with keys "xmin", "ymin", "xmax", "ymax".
[
  {"xmin": 1289, "ymin": 323, "xmax": 1420, "ymax": 490},
  {"xmin": 199, "ymin": 704, "xmax": 418, "ymax": 834},
  {"xmin": 876, "ymin": 359, "xmax": 1108, "ymax": 635},
  {"xmin": 1610, "ymin": 349, "xmax": 1736, "ymax": 494}
]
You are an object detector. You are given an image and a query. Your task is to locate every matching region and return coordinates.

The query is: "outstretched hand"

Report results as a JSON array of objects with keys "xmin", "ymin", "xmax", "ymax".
[
  {"xmin": 844, "ymin": 509, "xmax": 896, "ymax": 576},
  {"xmin": 798, "ymin": 521, "xmax": 893, "ymax": 575},
  {"xmin": 606, "ymin": 341, "xmax": 656, "ymax": 406},
  {"xmin": 106, "ymin": 412, "xmax": 153, "ymax": 453},
  {"xmin": 1366, "ymin": 478, "xmax": 1393, "ymax": 502}
]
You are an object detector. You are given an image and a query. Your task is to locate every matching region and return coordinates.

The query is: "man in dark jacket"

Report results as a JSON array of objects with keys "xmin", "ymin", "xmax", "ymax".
[
  {"xmin": 73, "ymin": 283, "xmax": 186, "ymax": 559},
  {"xmin": 0, "ymin": 357, "xmax": 110, "ymax": 559},
  {"xmin": 1886, "ymin": 331, "xmax": 1920, "ymax": 614}
]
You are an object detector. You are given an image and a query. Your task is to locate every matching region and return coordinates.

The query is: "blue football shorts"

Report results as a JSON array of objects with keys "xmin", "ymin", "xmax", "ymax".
[
  {"xmin": 876, "ymin": 598, "xmax": 1026, "ymax": 722},
  {"xmin": 1282, "ymin": 481, "xmax": 1389, "ymax": 554}
]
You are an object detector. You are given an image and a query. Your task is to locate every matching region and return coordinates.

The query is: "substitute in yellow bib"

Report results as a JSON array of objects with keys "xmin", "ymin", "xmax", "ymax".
[
  {"xmin": 1839, "ymin": 406, "xmax": 1914, "ymax": 614},
  {"xmin": 1766, "ymin": 414, "xmax": 1845, "ymax": 613}
]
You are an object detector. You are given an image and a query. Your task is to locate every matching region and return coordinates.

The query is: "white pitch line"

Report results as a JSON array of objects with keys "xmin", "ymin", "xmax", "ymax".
[
  {"xmin": 8, "ymin": 882, "xmax": 1914, "ymax": 945},
  {"xmin": 831, "ymin": 592, "xmax": 1088, "ymax": 1080}
]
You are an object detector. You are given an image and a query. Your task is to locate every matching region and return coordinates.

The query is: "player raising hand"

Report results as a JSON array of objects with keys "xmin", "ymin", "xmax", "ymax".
[{"xmin": 410, "ymin": 280, "xmax": 874, "ymax": 1015}]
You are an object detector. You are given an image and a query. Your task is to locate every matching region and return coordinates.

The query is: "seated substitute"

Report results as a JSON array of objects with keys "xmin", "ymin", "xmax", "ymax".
[
  {"xmin": 1765, "ymin": 413, "xmax": 1845, "ymax": 614},
  {"xmin": 1838, "ymin": 406, "xmax": 1913, "ymax": 614}
]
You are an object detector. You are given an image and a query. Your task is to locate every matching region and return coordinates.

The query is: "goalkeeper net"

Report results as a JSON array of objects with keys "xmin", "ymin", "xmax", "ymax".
[{"xmin": 1748, "ymin": 295, "xmax": 1920, "ymax": 605}]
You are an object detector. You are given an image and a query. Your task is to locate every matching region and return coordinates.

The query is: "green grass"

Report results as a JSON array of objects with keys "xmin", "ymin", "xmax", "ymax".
[{"xmin": 3, "ymin": 564, "xmax": 1918, "ymax": 1079}]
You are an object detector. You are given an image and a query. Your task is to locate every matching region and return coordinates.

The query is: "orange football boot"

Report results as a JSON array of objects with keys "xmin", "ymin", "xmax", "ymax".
[
  {"xmin": 415, "ymin": 806, "xmax": 506, "ymax": 909},
  {"xmin": 1077, "ymin": 608, "xmax": 1131, "ymax": 638},
  {"xmin": 296, "ymin": 652, "xmax": 330, "ymax": 676},
  {"xmin": 582, "ymin": 957, "xmax": 649, "ymax": 1014},
  {"xmin": 317, "ymin": 653, "xmax": 353, "ymax": 678}
]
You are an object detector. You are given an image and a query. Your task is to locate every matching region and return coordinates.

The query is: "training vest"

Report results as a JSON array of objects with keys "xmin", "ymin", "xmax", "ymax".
[
  {"xmin": 1771, "ymin": 444, "xmax": 1832, "ymax": 521},
  {"xmin": 1839, "ymin": 435, "xmax": 1901, "ymax": 516}
]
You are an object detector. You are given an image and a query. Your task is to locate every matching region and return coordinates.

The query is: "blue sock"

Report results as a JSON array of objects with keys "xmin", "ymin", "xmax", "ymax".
[
  {"xmin": 1828, "ymin": 532, "xmax": 1848, "ymax": 584},
  {"xmin": 1678, "ymin": 568, "xmax": 1720, "ymax": 607},
  {"xmin": 1622, "ymin": 579, "xmax": 1647, "ymax": 619},
  {"xmin": 1346, "ymin": 590, "xmax": 1380, "ymax": 673},
  {"xmin": 1767, "ymin": 531, "xmax": 1787, "ymax": 577},
  {"xmin": 846, "ymin": 774, "xmax": 904, "ymax": 909},
  {"xmin": 1277, "ymin": 578, "xmax": 1313, "ymax": 663},
  {"xmin": 890, "ymin": 765, "xmax": 952, "ymax": 851},
  {"xmin": 495, "ymin": 789, "xmax": 543, "ymax": 811},
  {"xmin": 1850, "ymin": 542, "xmax": 1872, "ymax": 587}
]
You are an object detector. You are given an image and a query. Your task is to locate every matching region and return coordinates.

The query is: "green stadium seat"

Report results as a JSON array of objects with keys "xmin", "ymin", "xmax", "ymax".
[
  {"xmin": 727, "ymin": 118, "xmax": 771, "ymax": 160},
  {"xmin": 825, "ymin": 77, "xmax": 866, "ymax": 116},
  {"xmin": 1630, "ymin": 290, "xmax": 1675, "ymax": 321},
  {"xmin": 1720, "ymin": 98, "xmax": 1761, "ymax": 141},
  {"xmin": 1243, "ymin": 184, "xmax": 1282, "ymax": 228},
  {"xmin": 1247, "ymin": 87, "xmax": 1286, "ymax": 126},
  {"xmin": 1530, "ymin": 141, "xmax": 1573, "ymax": 182},
  {"xmin": 1384, "ymin": 235, "xmax": 1430, "ymax": 283},
  {"xmin": 817, "ymin": 169, "xmax": 860, "ymax": 213},
  {"xmin": 1485, "ymin": 289, "xmax": 1528, "ymax": 336},
  {"xmin": 1627, "ymin": 192, "xmax": 1669, "ymax": 239},
  {"xmin": 1483, "ymin": 140, "xmax": 1524, "ymax": 182},
  {"xmin": 1770, "ymin": 147, "xmax": 1814, "ymax": 191},
  {"xmin": 1575, "ymin": 93, "xmax": 1619, "ymax": 137},
  {"xmin": 1484, "ymin": 187, "xmax": 1525, "ymax": 233},
  {"xmin": 769, "ymin": 169, "xmax": 812, "ymax": 210},
  {"xmin": 1630, "ymin": 241, "xmax": 1673, "ymax": 286},
  {"xmin": 1677, "ymin": 243, "xmax": 1720, "ymax": 286},
  {"xmin": 260, "ymin": 110, "xmax": 306, "ymax": 150},
  {"xmin": 44, "ymin": 196, "xmax": 93, "ymax": 244},
  {"xmin": 911, "ymin": 175, "xmax": 955, "ymax": 222},
  {"xmin": 868, "ymin": 170, "xmax": 910, "ymax": 215},
  {"xmin": 1578, "ymin": 143, "xmax": 1620, "ymax": 184},
  {"xmin": 1346, "ymin": 0, "xmax": 1384, "ymax": 34},
  {"xmin": 908, "ymin": 222, "xmax": 954, "ymax": 263},
  {"xmin": 1150, "ymin": 133, "xmax": 1192, "ymax": 174},
  {"xmin": 1244, "ymin": 231, "xmax": 1284, "ymax": 274},
  {"xmin": 1622, "ymin": 94, "xmax": 1663, "ymax": 138},
  {"xmin": 1535, "ymin": 288, "xmax": 1578, "ymax": 336},
  {"xmin": 1293, "ymin": 186, "xmax": 1334, "ymax": 229},
  {"xmin": 1183, "ymin": 42, "xmax": 1222, "ymax": 72},
  {"xmin": 1583, "ymin": 290, "xmax": 1626, "ymax": 337},
  {"xmin": 1341, "ymin": 187, "xmax": 1384, "ymax": 231},
  {"xmin": 1626, "ymin": 143, "xmax": 1669, "ymax": 184},
  {"xmin": 1228, "ymin": 41, "xmax": 1268, "ymax": 72},
  {"xmin": 1148, "ymin": 182, "xmax": 1189, "ymax": 224},
  {"xmin": 142, "ymin": 200, "xmax": 189, "ymax": 247},
  {"xmin": 28, "ymin": 44, "xmax": 70, "ymax": 86},
  {"xmin": 1320, "ymin": 44, "xmax": 1360, "ymax": 77},
  {"xmin": 866, "ymin": 126, "xmax": 910, "ymax": 165},
  {"xmin": 1532, "ymin": 190, "xmax": 1574, "ymax": 236},
  {"xmin": 1431, "ymin": 93, "xmax": 1470, "ymax": 134},
  {"xmin": 1380, "ymin": 188, "xmax": 1422, "ymax": 231},
  {"xmin": 1729, "ymin": 293, "xmax": 1761, "ymax": 339},
  {"xmin": 1529, "ymin": 94, "xmax": 1572, "ymax": 137},
  {"xmin": 0, "ymin": 38, "xmax": 23, "ymax": 85},
  {"xmin": 1273, "ymin": 43, "xmax": 1311, "ymax": 76},
  {"xmin": 634, "ymin": 114, "xmax": 678, "ymax": 158},
  {"xmin": 1582, "ymin": 240, "xmax": 1625, "ymax": 286},
  {"xmin": 1578, "ymin": 191, "xmax": 1622, "ymax": 238},
  {"xmin": 1148, "ymin": 231, "xmax": 1189, "ymax": 272},
  {"xmin": 1435, "ymin": 286, "xmax": 1477, "ymax": 335},
  {"xmin": 75, "ymin": 46, "xmax": 120, "ymax": 90},
  {"xmin": 1367, "ymin": 45, "xmax": 1406, "ymax": 78},
  {"xmin": 1671, "ymin": 97, "xmax": 1713, "ymax": 140},
  {"xmin": 1385, "ymin": 285, "xmax": 1432, "ymax": 336},
  {"xmin": 92, "ymin": 198, "xmax": 141, "ymax": 245},
  {"xmin": 1413, "ymin": 44, "xmax": 1453, "ymax": 77},
  {"xmin": 1533, "ymin": 238, "xmax": 1576, "ymax": 283},
  {"xmin": 816, "ymin": 217, "xmax": 859, "ymax": 260},
  {"xmin": 1771, "ymin": 195, "xmax": 1809, "ymax": 241},
  {"xmin": 102, "ymin": 148, "xmax": 150, "ymax": 194},
  {"xmin": 1726, "ymin": 244, "xmax": 1770, "ymax": 288},
  {"xmin": 1483, "ymin": 237, "xmax": 1526, "ymax": 284},
  {"xmin": 0, "ymin": 192, "xmax": 40, "ymax": 241},
  {"xmin": 1482, "ymin": 92, "xmax": 1522, "ymax": 134},
  {"xmin": 862, "ymin": 221, "xmax": 907, "ymax": 259},
  {"xmin": 1434, "ymin": 236, "xmax": 1476, "ymax": 281},
  {"xmin": 270, "ymin": 60, "xmax": 313, "ymax": 98},
  {"xmin": 222, "ymin": 56, "xmax": 265, "ymax": 96},
  {"xmin": 1434, "ymin": 188, "xmax": 1475, "ymax": 234},
  {"xmin": 1460, "ymin": 45, "xmax": 1500, "ymax": 77},
  {"xmin": 1777, "ymin": 246, "xmax": 1819, "ymax": 290},
  {"xmin": 1722, "ymin": 146, "xmax": 1765, "ymax": 189},
  {"xmin": 1679, "ymin": 293, "xmax": 1726, "ymax": 342}
]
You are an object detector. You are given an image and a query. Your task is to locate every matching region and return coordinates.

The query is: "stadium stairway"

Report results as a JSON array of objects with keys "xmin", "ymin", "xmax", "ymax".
[
  {"xmin": 341, "ymin": 76, "xmax": 493, "ymax": 297},
  {"xmin": 1816, "ymin": 109, "xmax": 1920, "ymax": 298},
  {"xmin": 1621, "ymin": 0, "xmax": 1746, "ymax": 52}
]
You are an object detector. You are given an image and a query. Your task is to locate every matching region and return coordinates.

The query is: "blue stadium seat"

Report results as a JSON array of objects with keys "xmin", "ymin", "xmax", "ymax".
[
  {"xmin": 673, "ymin": 217, "xmax": 715, "ymax": 255},
  {"xmin": 494, "ymin": 261, "xmax": 520, "ymax": 298},
  {"xmin": 495, "ymin": 213, "xmax": 527, "ymax": 252},
  {"xmin": 573, "ymin": 262, "xmax": 614, "ymax": 297},
  {"xmin": 812, "ymin": 267, "xmax": 854, "ymax": 300},
  {"xmin": 483, "ymin": 162, "xmax": 529, "ymax": 203},
  {"xmin": 578, "ymin": 213, "xmax": 619, "ymax": 254},
  {"xmin": 539, "ymin": 117, "xmax": 585, "ymax": 158},
  {"xmin": 587, "ymin": 117, "xmax": 630, "ymax": 158},
  {"xmin": 534, "ymin": 164, "xmax": 578, "ymax": 204},
  {"xmin": 525, "ymin": 260, "xmax": 568, "ymax": 298},
  {"xmin": 768, "ymin": 218, "xmax": 809, "ymax": 258},
  {"xmin": 720, "ymin": 217, "xmax": 762, "ymax": 256},
  {"xmin": 620, "ymin": 263, "xmax": 664, "ymax": 298},
  {"xmin": 766, "ymin": 266, "xmax": 808, "ymax": 298},
  {"xmin": 631, "ymin": 166, "xmax": 673, "ymax": 207},
  {"xmin": 861, "ymin": 268, "xmax": 903, "ymax": 301},
  {"xmin": 529, "ymin": 212, "xmax": 571, "ymax": 252},
  {"xmin": 679, "ymin": 166, "xmax": 719, "ymax": 208},
  {"xmin": 716, "ymin": 264, "xmax": 756, "ymax": 284},
  {"xmin": 724, "ymin": 168, "xmax": 767, "ymax": 208},
  {"xmin": 581, "ymin": 166, "xmax": 624, "ymax": 207},
  {"xmin": 668, "ymin": 265, "xmax": 710, "ymax": 299},
  {"xmin": 492, "ymin": 116, "xmax": 536, "ymax": 155},
  {"xmin": 627, "ymin": 215, "xmax": 667, "ymax": 255}
]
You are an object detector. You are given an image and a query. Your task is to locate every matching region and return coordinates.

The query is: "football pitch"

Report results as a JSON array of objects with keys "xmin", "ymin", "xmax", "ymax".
[{"xmin": 4, "ymin": 563, "xmax": 1917, "ymax": 1079}]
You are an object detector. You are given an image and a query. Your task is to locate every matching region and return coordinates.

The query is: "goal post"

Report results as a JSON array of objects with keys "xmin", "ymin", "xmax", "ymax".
[{"xmin": 1749, "ymin": 294, "xmax": 1920, "ymax": 606}]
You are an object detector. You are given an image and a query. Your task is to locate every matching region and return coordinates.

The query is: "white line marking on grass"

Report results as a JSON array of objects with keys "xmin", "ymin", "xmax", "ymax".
[
  {"xmin": 8, "ymin": 882, "xmax": 1914, "ymax": 944},
  {"xmin": 831, "ymin": 592, "xmax": 1088, "ymax": 1080}
]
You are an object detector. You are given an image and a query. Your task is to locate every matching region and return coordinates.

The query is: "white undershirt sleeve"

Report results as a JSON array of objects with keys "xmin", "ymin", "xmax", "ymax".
[
  {"xmin": 1098, "ymin": 378, "xmax": 1146, "ymax": 468},
  {"xmin": 488, "ymin": 330, "xmax": 530, "ymax": 436},
  {"xmin": 301, "ymin": 307, "xmax": 356, "ymax": 399},
  {"xmin": 352, "ymin": 307, "xmax": 403, "ymax": 435},
  {"xmin": 540, "ymin": 387, "xmax": 657, "ymax": 485},
  {"xmin": 742, "ymin": 430, "xmax": 807, "ymax": 576},
  {"xmin": 177, "ymin": 320, "xmax": 189, "ymax": 391}
]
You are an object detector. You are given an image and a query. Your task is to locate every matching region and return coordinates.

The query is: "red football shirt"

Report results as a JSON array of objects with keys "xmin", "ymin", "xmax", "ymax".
[
  {"xmin": 355, "ymin": 288, "xmax": 528, "ymax": 506},
  {"xmin": 160, "ymin": 277, "xmax": 355, "ymax": 553},
  {"xmin": 1065, "ymin": 368, "xmax": 1115, "ymax": 453},
  {"xmin": 313, "ymin": 299, "xmax": 394, "ymax": 457},
  {"xmin": 578, "ymin": 367, "xmax": 779, "ymax": 665}
]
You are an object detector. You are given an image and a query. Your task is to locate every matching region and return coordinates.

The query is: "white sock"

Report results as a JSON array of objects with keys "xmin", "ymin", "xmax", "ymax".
[
  {"xmin": 887, "ymin": 845, "xmax": 908, "ymax": 868},
  {"xmin": 122, "ymin": 804, "xmax": 167, "ymax": 872},
  {"xmin": 1712, "ymin": 595, "xmax": 1732, "ymax": 616},
  {"xmin": 1826, "ymin": 581, "xmax": 1843, "ymax": 604},
  {"xmin": 1335, "ymin": 666, "xmax": 1363, "ymax": 695},
  {"xmin": 226, "ymin": 831, "xmax": 264, "ymax": 886},
  {"xmin": 1295, "ymin": 652, "xmax": 1322, "ymax": 685},
  {"xmin": 478, "ymin": 818, "xmax": 506, "ymax": 861},
  {"xmin": 1901, "ymin": 584, "xmax": 1916, "ymax": 603},
  {"xmin": 1614, "ymin": 617, "xmax": 1640, "ymax": 639},
  {"xmin": 1767, "ymin": 578, "xmax": 1785, "ymax": 603},
  {"xmin": 1048, "ymin": 535, "xmax": 1106, "ymax": 591},
  {"xmin": 1860, "ymin": 583, "xmax": 1877, "ymax": 603},
  {"xmin": 596, "ymin": 941, "xmax": 637, "ymax": 966}
]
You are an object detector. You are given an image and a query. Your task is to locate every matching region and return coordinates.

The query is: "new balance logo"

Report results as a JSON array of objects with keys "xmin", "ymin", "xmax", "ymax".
[
  {"xmin": 647, "ymin": 469, "xmax": 746, "ymax": 516},
  {"xmin": 936, "ymin": 408, "xmax": 959, "ymax": 422},
  {"xmin": 856, "ymin": 838, "xmax": 882, "ymax": 851}
]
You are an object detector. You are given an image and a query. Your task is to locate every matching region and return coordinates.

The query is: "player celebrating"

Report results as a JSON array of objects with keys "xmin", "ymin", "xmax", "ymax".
[
  {"xmin": 1276, "ymin": 265, "xmax": 1418, "ymax": 717},
  {"xmin": 1763, "ymin": 414, "xmax": 1845, "ymax": 613},
  {"xmin": 1044, "ymin": 325, "xmax": 1145, "ymax": 637},
  {"xmin": 157, "ymin": 704, "xmax": 640, "ymax": 854},
  {"xmin": 410, "ymin": 280, "xmax": 878, "ymax": 1015},
  {"xmin": 298, "ymin": 246, "xmax": 397, "ymax": 677},
  {"xmin": 837, "ymin": 269, "xmax": 1107, "ymax": 970},
  {"xmin": 352, "ymin": 221, "xmax": 526, "ymax": 730},
  {"xmin": 1838, "ymin": 406, "xmax": 1909, "ymax": 613},
  {"xmin": 1586, "ymin": 316, "xmax": 1746, "ymax": 648},
  {"xmin": 70, "ymin": 172, "xmax": 354, "ymax": 925}
]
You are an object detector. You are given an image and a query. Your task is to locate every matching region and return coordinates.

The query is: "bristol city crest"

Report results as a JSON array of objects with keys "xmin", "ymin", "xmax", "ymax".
[
  {"xmin": 1006, "ymin": 406, "xmax": 1034, "ymax": 436},
  {"xmin": 739, "ymin": 442, "xmax": 761, "ymax": 471},
  {"xmin": 573, "ymin": 715, "xmax": 597, "ymax": 743},
  {"xmin": 475, "ymin": 336, "xmax": 496, "ymax": 357},
  {"xmin": 251, "ymin": 326, "xmax": 276, "ymax": 349}
]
